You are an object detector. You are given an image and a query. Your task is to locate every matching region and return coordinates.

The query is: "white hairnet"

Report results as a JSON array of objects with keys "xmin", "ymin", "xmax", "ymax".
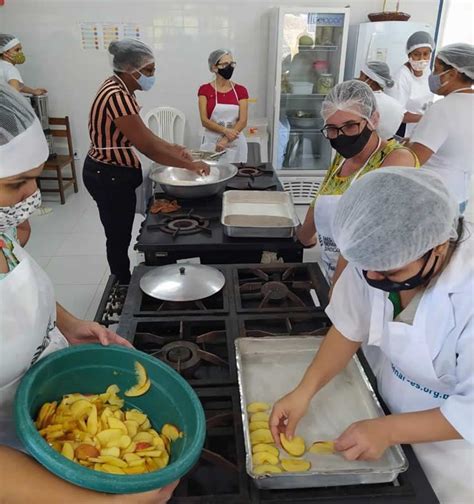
[
  {"xmin": 0, "ymin": 83, "xmax": 49, "ymax": 177},
  {"xmin": 406, "ymin": 31, "xmax": 434, "ymax": 54},
  {"xmin": 362, "ymin": 61, "xmax": 394, "ymax": 89},
  {"xmin": 333, "ymin": 167, "xmax": 459, "ymax": 271},
  {"xmin": 0, "ymin": 33, "xmax": 20, "ymax": 54},
  {"xmin": 208, "ymin": 49, "xmax": 231, "ymax": 70},
  {"xmin": 437, "ymin": 43, "xmax": 474, "ymax": 80},
  {"xmin": 321, "ymin": 80, "xmax": 377, "ymax": 123},
  {"xmin": 108, "ymin": 39, "xmax": 154, "ymax": 73}
]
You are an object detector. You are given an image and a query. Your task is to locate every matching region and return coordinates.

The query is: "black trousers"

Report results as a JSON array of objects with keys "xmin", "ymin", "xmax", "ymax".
[{"xmin": 83, "ymin": 156, "xmax": 143, "ymax": 284}]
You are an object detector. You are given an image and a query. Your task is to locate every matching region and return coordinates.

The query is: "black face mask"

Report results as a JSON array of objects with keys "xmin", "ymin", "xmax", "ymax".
[
  {"xmin": 363, "ymin": 250, "xmax": 439, "ymax": 292},
  {"xmin": 217, "ymin": 65, "xmax": 234, "ymax": 80},
  {"xmin": 329, "ymin": 125, "xmax": 373, "ymax": 159}
]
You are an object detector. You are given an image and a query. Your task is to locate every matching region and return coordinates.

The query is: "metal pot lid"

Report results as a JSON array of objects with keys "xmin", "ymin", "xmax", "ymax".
[{"xmin": 139, "ymin": 264, "xmax": 225, "ymax": 302}]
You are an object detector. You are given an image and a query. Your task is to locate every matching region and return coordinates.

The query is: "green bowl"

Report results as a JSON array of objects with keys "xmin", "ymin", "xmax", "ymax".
[{"xmin": 14, "ymin": 344, "xmax": 206, "ymax": 494}]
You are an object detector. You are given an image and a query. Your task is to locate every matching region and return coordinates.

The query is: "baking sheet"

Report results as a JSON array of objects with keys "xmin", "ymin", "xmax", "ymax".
[
  {"xmin": 235, "ymin": 336, "xmax": 408, "ymax": 489},
  {"xmin": 221, "ymin": 191, "xmax": 299, "ymax": 238}
]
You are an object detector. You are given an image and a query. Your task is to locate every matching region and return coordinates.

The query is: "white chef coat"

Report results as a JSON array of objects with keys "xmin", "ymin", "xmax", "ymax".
[
  {"xmin": 0, "ymin": 233, "xmax": 68, "ymax": 449},
  {"xmin": 387, "ymin": 65, "xmax": 433, "ymax": 137},
  {"xmin": 410, "ymin": 92, "xmax": 474, "ymax": 205},
  {"xmin": 0, "ymin": 60, "xmax": 23, "ymax": 86},
  {"xmin": 326, "ymin": 225, "xmax": 474, "ymax": 504},
  {"xmin": 374, "ymin": 91, "xmax": 404, "ymax": 140}
]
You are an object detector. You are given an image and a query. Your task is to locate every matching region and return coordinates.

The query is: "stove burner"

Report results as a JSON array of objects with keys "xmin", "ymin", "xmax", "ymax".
[
  {"xmin": 260, "ymin": 281, "xmax": 289, "ymax": 301},
  {"xmin": 237, "ymin": 166, "xmax": 263, "ymax": 177},
  {"xmin": 161, "ymin": 341, "xmax": 201, "ymax": 370},
  {"xmin": 148, "ymin": 210, "xmax": 212, "ymax": 238}
]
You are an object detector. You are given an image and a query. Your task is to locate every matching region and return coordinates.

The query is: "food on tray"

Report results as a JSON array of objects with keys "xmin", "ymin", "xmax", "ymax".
[
  {"xmin": 250, "ymin": 428, "xmax": 274, "ymax": 445},
  {"xmin": 247, "ymin": 402, "xmax": 271, "ymax": 414},
  {"xmin": 253, "ymin": 464, "xmax": 283, "ymax": 475},
  {"xmin": 280, "ymin": 433, "xmax": 306, "ymax": 457},
  {"xmin": 252, "ymin": 443, "xmax": 279, "ymax": 457},
  {"xmin": 281, "ymin": 458, "xmax": 311, "ymax": 472},
  {"xmin": 224, "ymin": 215, "xmax": 294, "ymax": 228},
  {"xmin": 124, "ymin": 362, "xmax": 151, "ymax": 397},
  {"xmin": 252, "ymin": 451, "xmax": 279, "ymax": 466},
  {"xmin": 249, "ymin": 421, "xmax": 270, "ymax": 432},
  {"xmin": 150, "ymin": 199, "xmax": 180, "ymax": 214},
  {"xmin": 35, "ymin": 377, "xmax": 183, "ymax": 475},
  {"xmin": 309, "ymin": 441, "xmax": 335, "ymax": 455},
  {"xmin": 250, "ymin": 412, "xmax": 269, "ymax": 423}
]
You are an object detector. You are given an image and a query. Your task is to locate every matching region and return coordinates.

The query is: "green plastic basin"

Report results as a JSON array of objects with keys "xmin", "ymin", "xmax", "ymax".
[{"xmin": 14, "ymin": 344, "xmax": 205, "ymax": 494}]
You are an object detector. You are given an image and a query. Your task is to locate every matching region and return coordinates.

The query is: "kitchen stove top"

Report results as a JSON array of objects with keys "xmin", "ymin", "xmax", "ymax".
[
  {"xmin": 94, "ymin": 263, "xmax": 438, "ymax": 504},
  {"xmin": 135, "ymin": 163, "xmax": 303, "ymax": 265}
]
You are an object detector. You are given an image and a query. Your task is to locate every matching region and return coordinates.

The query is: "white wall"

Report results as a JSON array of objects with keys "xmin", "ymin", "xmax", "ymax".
[{"xmin": 1, "ymin": 0, "xmax": 441, "ymax": 170}]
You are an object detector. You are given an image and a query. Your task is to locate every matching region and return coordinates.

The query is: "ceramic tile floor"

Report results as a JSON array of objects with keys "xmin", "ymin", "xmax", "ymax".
[{"xmin": 25, "ymin": 186, "xmax": 473, "ymax": 321}]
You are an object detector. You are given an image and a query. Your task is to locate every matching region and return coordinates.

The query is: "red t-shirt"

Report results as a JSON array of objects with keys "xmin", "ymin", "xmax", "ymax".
[{"xmin": 198, "ymin": 82, "xmax": 249, "ymax": 118}]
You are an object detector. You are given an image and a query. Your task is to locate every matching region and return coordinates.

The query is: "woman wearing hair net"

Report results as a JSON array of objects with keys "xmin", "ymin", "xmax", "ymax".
[
  {"xmin": 0, "ymin": 84, "xmax": 178, "ymax": 502},
  {"xmin": 358, "ymin": 61, "xmax": 404, "ymax": 140},
  {"xmin": 297, "ymin": 80, "xmax": 418, "ymax": 282},
  {"xmin": 84, "ymin": 39, "xmax": 210, "ymax": 284},
  {"xmin": 0, "ymin": 33, "xmax": 46, "ymax": 95},
  {"xmin": 387, "ymin": 31, "xmax": 435, "ymax": 136},
  {"xmin": 271, "ymin": 168, "xmax": 473, "ymax": 504},
  {"xmin": 407, "ymin": 43, "xmax": 474, "ymax": 214},
  {"xmin": 198, "ymin": 49, "xmax": 248, "ymax": 162}
]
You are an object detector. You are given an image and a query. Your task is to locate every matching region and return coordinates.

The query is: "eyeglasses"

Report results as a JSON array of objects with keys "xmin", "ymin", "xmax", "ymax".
[
  {"xmin": 320, "ymin": 120, "xmax": 367, "ymax": 139},
  {"xmin": 216, "ymin": 61, "xmax": 237, "ymax": 69}
]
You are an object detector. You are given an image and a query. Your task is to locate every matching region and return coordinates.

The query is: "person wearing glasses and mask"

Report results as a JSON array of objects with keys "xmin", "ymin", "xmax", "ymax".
[
  {"xmin": 198, "ymin": 49, "xmax": 248, "ymax": 163},
  {"xmin": 358, "ymin": 61, "xmax": 404, "ymax": 140},
  {"xmin": 297, "ymin": 80, "xmax": 418, "ymax": 283},
  {"xmin": 270, "ymin": 168, "xmax": 474, "ymax": 504},
  {"xmin": 406, "ymin": 43, "xmax": 474, "ymax": 215},
  {"xmin": 387, "ymin": 31, "xmax": 435, "ymax": 137},
  {"xmin": 0, "ymin": 34, "xmax": 47, "ymax": 96},
  {"xmin": 84, "ymin": 39, "xmax": 209, "ymax": 284}
]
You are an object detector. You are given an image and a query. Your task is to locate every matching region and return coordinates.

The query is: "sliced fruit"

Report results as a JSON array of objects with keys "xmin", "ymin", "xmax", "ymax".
[
  {"xmin": 135, "ymin": 442, "xmax": 152, "ymax": 451},
  {"xmin": 309, "ymin": 441, "xmax": 335, "ymax": 455},
  {"xmin": 252, "ymin": 444, "xmax": 279, "ymax": 458},
  {"xmin": 249, "ymin": 421, "xmax": 270, "ymax": 432},
  {"xmin": 123, "ymin": 453, "xmax": 141, "ymax": 463},
  {"xmin": 100, "ymin": 447, "xmax": 120, "ymax": 458},
  {"xmin": 135, "ymin": 362, "xmax": 148, "ymax": 388},
  {"xmin": 247, "ymin": 402, "xmax": 270, "ymax": 414},
  {"xmin": 86, "ymin": 405, "xmax": 98, "ymax": 435},
  {"xmin": 125, "ymin": 410, "xmax": 147, "ymax": 425},
  {"xmin": 70, "ymin": 400, "xmax": 92, "ymax": 420},
  {"xmin": 281, "ymin": 458, "xmax": 311, "ymax": 472},
  {"xmin": 161, "ymin": 423, "xmax": 182, "ymax": 442},
  {"xmin": 133, "ymin": 432, "xmax": 154, "ymax": 444},
  {"xmin": 250, "ymin": 428, "xmax": 274, "ymax": 445},
  {"xmin": 61, "ymin": 442, "xmax": 75, "ymax": 461},
  {"xmin": 97, "ymin": 455, "xmax": 128, "ymax": 468},
  {"xmin": 252, "ymin": 452, "xmax": 279, "ymax": 466},
  {"xmin": 280, "ymin": 433, "xmax": 305, "ymax": 457},
  {"xmin": 74, "ymin": 443, "xmax": 100, "ymax": 460},
  {"xmin": 250, "ymin": 412, "xmax": 270, "ymax": 423},
  {"xmin": 253, "ymin": 464, "xmax": 283, "ymax": 475},
  {"xmin": 107, "ymin": 417, "xmax": 128, "ymax": 434},
  {"xmin": 124, "ymin": 420, "xmax": 139, "ymax": 438},
  {"xmin": 102, "ymin": 463, "xmax": 125, "ymax": 475},
  {"xmin": 125, "ymin": 378, "xmax": 151, "ymax": 398},
  {"xmin": 123, "ymin": 465, "xmax": 147, "ymax": 474},
  {"xmin": 96, "ymin": 428, "xmax": 123, "ymax": 448}
]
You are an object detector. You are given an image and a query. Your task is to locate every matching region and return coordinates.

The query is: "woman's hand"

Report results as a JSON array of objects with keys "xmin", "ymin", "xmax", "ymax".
[
  {"xmin": 224, "ymin": 128, "xmax": 240, "ymax": 142},
  {"xmin": 216, "ymin": 136, "xmax": 229, "ymax": 152},
  {"xmin": 334, "ymin": 418, "xmax": 391, "ymax": 461},
  {"xmin": 63, "ymin": 320, "xmax": 133, "ymax": 348},
  {"xmin": 122, "ymin": 480, "xmax": 179, "ymax": 504},
  {"xmin": 188, "ymin": 161, "xmax": 210, "ymax": 176},
  {"xmin": 173, "ymin": 144, "xmax": 194, "ymax": 162},
  {"xmin": 32, "ymin": 88, "xmax": 47, "ymax": 96},
  {"xmin": 269, "ymin": 388, "xmax": 311, "ymax": 445}
]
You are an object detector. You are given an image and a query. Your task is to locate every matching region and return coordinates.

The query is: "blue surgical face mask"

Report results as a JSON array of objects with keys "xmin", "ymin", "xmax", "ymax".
[
  {"xmin": 428, "ymin": 69, "xmax": 450, "ymax": 94},
  {"xmin": 137, "ymin": 72, "xmax": 155, "ymax": 91}
]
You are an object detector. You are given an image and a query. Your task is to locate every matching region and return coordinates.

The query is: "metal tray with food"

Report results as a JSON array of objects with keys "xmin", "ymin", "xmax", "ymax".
[
  {"xmin": 221, "ymin": 191, "xmax": 299, "ymax": 238},
  {"xmin": 235, "ymin": 336, "xmax": 408, "ymax": 489}
]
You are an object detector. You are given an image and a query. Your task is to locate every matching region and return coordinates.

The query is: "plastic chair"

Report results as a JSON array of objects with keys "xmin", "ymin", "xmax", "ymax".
[{"xmin": 143, "ymin": 106, "xmax": 185, "ymax": 144}]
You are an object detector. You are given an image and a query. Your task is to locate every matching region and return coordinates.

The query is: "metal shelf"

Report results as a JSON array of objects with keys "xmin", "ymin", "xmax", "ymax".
[{"xmin": 281, "ymin": 93, "xmax": 328, "ymax": 99}]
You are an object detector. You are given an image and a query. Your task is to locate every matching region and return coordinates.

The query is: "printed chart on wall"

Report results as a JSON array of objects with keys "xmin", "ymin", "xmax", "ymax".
[{"xmin": 80, "ymin": 22, "xmax": 141, "ymax": 50}]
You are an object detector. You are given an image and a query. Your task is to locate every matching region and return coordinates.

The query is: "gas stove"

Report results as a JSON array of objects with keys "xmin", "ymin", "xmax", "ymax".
[
  {"xmin": 135, "ymin": 163, "xmax": 303, "ymax": 266},
  {"xmin": 95, "ymin": 262, "xmax": 438, "ymax": 504}
]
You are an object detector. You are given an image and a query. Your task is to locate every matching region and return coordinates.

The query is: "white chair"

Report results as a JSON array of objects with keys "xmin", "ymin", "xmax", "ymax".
[{"xmin": 143, "ymin": 106, "xmax": 185, "ymax": 144}]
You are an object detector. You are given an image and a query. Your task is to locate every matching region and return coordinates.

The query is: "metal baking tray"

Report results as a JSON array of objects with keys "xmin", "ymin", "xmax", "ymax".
[
  {"xmin": 221, "ymin": 191, "xmax": 299, "ymax": 238},
  {"xmin": 235, "ymin": 336, "xmax": 408, "ymax": 489}
]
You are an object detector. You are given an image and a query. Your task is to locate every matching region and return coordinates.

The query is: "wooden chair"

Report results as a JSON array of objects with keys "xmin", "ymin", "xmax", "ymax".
[{"xmin": 38, "ymin": 117, "xmax": 78, "ymax": 204}]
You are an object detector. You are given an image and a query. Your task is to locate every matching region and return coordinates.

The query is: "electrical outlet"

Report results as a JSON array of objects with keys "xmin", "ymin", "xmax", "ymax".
[{"xmin": 73, "ymin": 150, "xmax": 80, "ymax": 160}]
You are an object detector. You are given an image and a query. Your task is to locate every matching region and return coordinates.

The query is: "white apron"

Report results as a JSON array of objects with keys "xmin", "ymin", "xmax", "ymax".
[
  {"xmin": 0, "ymin": 238, "xmax": 68, "ymax": 449},
  {"xmin": 314, "ymin": 139, "xmax": 381, "ymax": 282},
  {"xmin": 201, "ymin": 82, "xmax": 248, "ymax": 163},
  {"xmin": 367, "ymin": 292, "xmax": 474, "ymax": 504}
]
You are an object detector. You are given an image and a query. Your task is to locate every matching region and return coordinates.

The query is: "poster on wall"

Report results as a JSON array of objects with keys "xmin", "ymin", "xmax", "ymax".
[{"xmin": 80, "ymin": 22, "xmax": 141, "ymax": 50}]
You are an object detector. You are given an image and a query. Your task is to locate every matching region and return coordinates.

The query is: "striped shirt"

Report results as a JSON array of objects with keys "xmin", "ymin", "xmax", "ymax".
[{"xmin": 88, "ymin": 76, "xmax": 141, "ymax": 169}]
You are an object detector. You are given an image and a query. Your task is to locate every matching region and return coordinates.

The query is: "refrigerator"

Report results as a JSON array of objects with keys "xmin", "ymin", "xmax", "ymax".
[
  {"xmin": 267, "ymin": 6, "xmax": 350, "ymax": 204},
  {"xmin": 345, "ymin": 21, "xmax": 434, "ymax": 82}
]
